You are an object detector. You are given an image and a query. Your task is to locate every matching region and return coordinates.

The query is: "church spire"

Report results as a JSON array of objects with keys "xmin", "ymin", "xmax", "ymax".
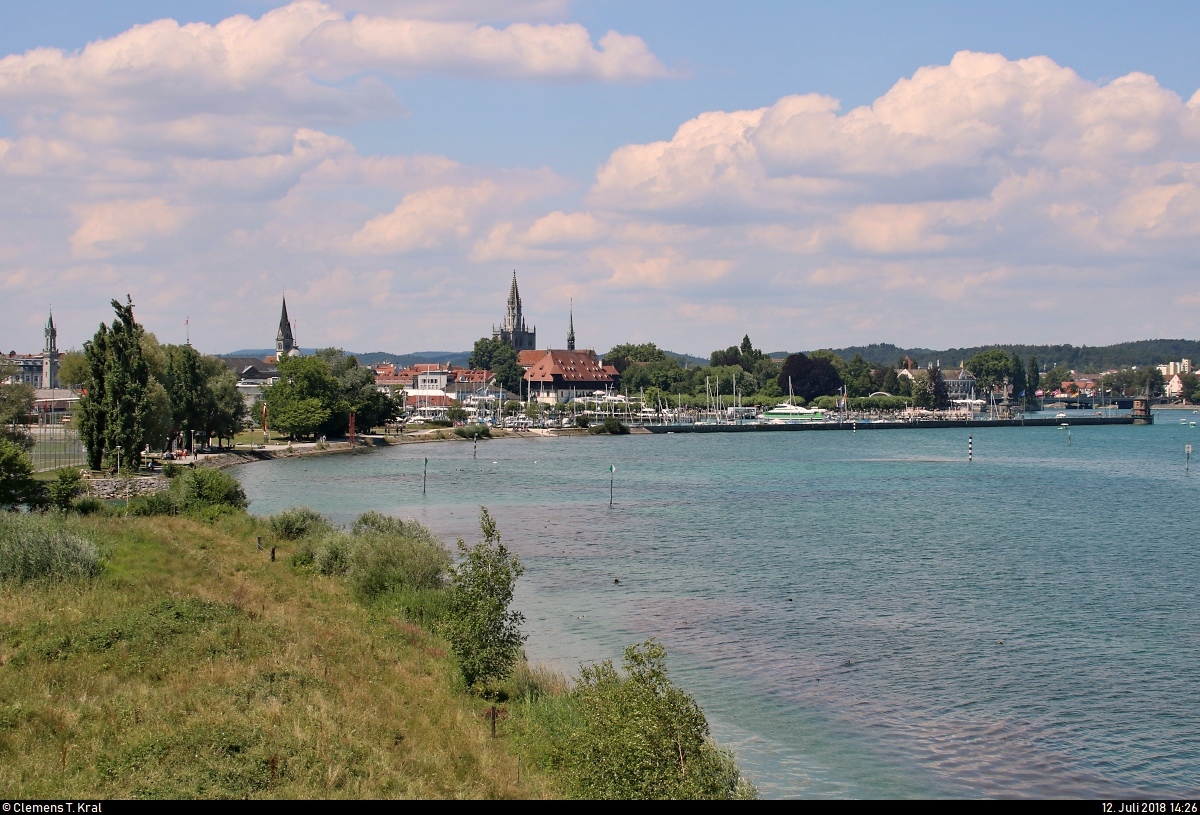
[
  {"xmin": 492, "ymin": 270, "xmax": 536, "ymax": 352},
  {"xmin": 276, "ymin": 295, "xmax": 297, "ymax": 357},
  {"xmin": 567, "ymin": 298, "xmax": 575, "ymax": 351},
  {"xmin": 44, "ymin": 308, "xmax": 57, "ymax": 354}
]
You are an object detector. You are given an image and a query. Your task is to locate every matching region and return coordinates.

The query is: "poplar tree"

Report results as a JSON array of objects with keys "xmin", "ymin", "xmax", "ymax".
[
  {"xmin": 1026, "ymin": 355, "xmax": 1041, "ymax": 397},
  {"xmin": 77, "ymin": 324, "xmax": 109, "ymax": 470},
  {"xmin": 1010, "ymin": 352, "xmax": 1026, "ymax": 401},
  {"xmin": 102, "ymin": 297, "xmax": 152, "ymax": 469}
]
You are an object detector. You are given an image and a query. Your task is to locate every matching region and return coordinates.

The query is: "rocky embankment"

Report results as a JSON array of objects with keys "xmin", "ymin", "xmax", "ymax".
[{"xmin": 84, "ymin": 476, "xmax": 170, "ymax": 499}]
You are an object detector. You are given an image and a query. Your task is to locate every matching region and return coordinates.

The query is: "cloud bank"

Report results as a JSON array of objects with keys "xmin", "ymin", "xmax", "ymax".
[{"xmin": 1, "ymin": 18, "xmax": 1198, "ymax": 356}]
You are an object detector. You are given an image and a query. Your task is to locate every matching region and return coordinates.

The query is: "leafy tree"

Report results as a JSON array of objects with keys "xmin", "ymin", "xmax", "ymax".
[
  {"xmin": 166, "ymin": 343, "xmax": 207, "ymax": 450},
  {"xmin": 1135, "ymin": 366, "xmax": 1164, "ymax": 397},
  {"xmin": 911, "ymin": 371, "xmax": 933, "ymax": 409},
  {"xmin": 808, "ymin": 349, "xmax": 849, "ymax": 378},
  {"xmin": 929, "ymin": 365, "xmax": 950, "ymax": 409},
  {"xmin": 143, "ymin": 378, "xmax": 174, "ymax": 451},
  {"xmin": 444, "ymin": 507, "xmax": 526, "ymax": 692},
  {"xmin": 882, "ymin": 367, "xmax": 901, "ymax": 395},
  {"xmin": 524, "ymin": 401, "xmax": 542, "ymax": 420},
  {"xmin": 503, "ymin": 400, "xmax": 523, "ymax": 416},
  {"xmin": 0, "ymin": 438, "xmax": 43, "ymax": 510},
  {"xmin": 1027, "ymin": 355, "xmax": 1041, "ymax": 395},
  {"xmin": 1179, "ymin": 372, "xmax": 1199, "ymax": 402},
  {"xmin": 446, "ymin": 403, "xmax": 468, "ymax": 423},
  {"xmin": 205, "ymin": 368, "xmax": 247, "ymax": 444},
  {"xmin": 315, "ymin": 348, "xmax": 396, "ymax": 433},
  {"xmin": 966, "ymin": 349, "xmax": 1011, "ymax": 394},
  {"xmin": 264, "ymin": 355, "xmax": 340, "ymax": 439},
  {"xmin": 845, "ymin": 353, "xmax": 875, "ymax": 397},
  {"xmin": 560, "ymin": 640, "xmax": 754, "ymax": 800},
  {"xmin": 778, "ymin": 353, "xmax": 843, "ymax": 402},
  {"xmin": 56, "ymin": 351, "xmax": 88, "ymax": 389},
  {"xmin": 606, "ymin": 342, "xmax": 670, "ymax": 374},
  {"xmin": 1042, "ymin": 365, "xmax": 1072, "ymax": 394},
  {"xmin": 468, "ymin": 336, "xmax": 509, "ymax": 370},
  {"xmin": 0, "ymin": 362, "xmax": 35, "ymax": 452}
]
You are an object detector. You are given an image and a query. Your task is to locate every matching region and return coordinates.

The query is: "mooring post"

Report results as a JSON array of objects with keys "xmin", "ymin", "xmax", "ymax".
[
  {"xmin": 968, "ymin": 435, "xmax": 973, "ymax": 463},
  {"xmin": 270, "ymin": 547, "xmax": 276, "ymax": 562},
  {"xmin": 490, "ymin": 704, "xmax": 497, "ymax": 738},
  {"xmin": 256, "ymin": 536, "xmax": 262, "ymax": 552}
]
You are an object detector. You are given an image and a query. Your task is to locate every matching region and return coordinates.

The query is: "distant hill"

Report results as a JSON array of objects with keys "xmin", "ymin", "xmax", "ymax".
[
  {"xmin": 794, "ymin": 340, "xmax": 1200, "ymax": 372},
  {"xmin": 222, "ymin": 349, "xmax": 473, "ymax": 367}
]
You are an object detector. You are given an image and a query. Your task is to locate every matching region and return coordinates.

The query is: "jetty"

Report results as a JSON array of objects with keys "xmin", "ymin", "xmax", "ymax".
[{"xmin": 644, "ymin": 415, "xmax": 1138, "ymax": 434}]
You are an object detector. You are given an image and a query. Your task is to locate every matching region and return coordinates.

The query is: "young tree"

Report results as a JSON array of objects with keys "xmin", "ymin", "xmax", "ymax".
[
  {"xmin": 56, "ymin": 351, "xmax": 88, "ymax": 389},
  {"xmin": 446, "ymin": 403, "xmax": 468, "ymax": 423},
  {"xmin": 912, "ymin": 371, "xmax": 933, "ymax": 409},
  {"xmin": 444, "ymin": 507, "xmax": 526, "ymax": 693},
  {"xmin": 166, "ymin": 343, "xmax": 207, "ymax": 450}
]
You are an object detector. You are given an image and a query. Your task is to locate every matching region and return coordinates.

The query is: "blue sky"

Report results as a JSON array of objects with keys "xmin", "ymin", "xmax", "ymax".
[{"xmin": 3, "ymin": 1, "xmax": 1200, "ymax": 355}]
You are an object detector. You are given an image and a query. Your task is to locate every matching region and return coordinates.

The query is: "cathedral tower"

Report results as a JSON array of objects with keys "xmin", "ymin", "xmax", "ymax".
[
  {"xmin": 492, "ymin": 271, "xmax": 537, "ymax": 351},
  {"xmin": 567, "ymin": 299, "xmax": 575, "ymax": 351}
]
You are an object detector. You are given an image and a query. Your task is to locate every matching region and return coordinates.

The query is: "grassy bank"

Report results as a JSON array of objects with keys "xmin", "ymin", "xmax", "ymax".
[
  {"xmin": 1, "ymin": 470, "xmax": 753, "ymax": 800},
  {"xmin": 0, "ymin": 511, "xmax": 555, "ymax": 798}
]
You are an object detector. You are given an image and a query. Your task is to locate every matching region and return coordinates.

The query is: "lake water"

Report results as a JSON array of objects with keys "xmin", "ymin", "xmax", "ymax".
[{"xmin": 234, "ymin": 419, "xmax": 1200, "ymax": 798}]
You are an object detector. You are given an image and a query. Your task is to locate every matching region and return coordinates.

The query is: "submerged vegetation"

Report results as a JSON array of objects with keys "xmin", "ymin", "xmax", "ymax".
[{"xmin": 0, "ymin": 469, "xmax": 753, "ymax": 799}]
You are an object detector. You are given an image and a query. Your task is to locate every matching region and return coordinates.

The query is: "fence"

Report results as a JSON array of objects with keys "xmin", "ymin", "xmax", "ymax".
[{"xmin": 25, "ymin": 424, "xmax": 87, "ymax": 472}]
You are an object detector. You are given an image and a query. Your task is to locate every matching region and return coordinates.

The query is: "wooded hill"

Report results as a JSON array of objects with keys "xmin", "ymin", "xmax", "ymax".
[{"xmin": 798, "ymin": 340, "xmax": 1200, "ymax": 372}]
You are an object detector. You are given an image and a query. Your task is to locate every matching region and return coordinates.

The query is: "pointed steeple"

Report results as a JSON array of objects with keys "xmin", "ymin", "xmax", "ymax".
[
  {"xmin": 44, "ymin": 308, "xmax": 57, "ymax": 354},
  {"xmin": 276, "ymin": 296, "xmax": 296, "ymax": 357},
  {"xmin": 492, "ymin": 270, "xmax": 536, "ymax": 352},
  {"xmin": 567, "ymin": 298, "xmax": 575, "ymax": 351}
]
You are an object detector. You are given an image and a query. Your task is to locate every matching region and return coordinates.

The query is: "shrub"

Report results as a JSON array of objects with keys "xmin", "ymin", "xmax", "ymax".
[
  {"xmin": 314, "ymin": 533, "xmax": 352, "ymax": 576},
  {"xmin": 813, "ymin": 395, "xmax": 839, "ymax": 411},
  {"xmin": 422, "ymin": 419, "xmax": 453, "ymax": 428},
  {"xmin": 559, "ymin": 640, "xmax": 755, "ymax": 800},
  {"xmin": 71, "ymin": 496, "xmax": 105, "ymax": 516},
  {"xmin": 268, "ymin": 506, "xmax": 333, "ymax": 540},
  {"xmin": 348, "ymin": 531, "xmax": 451, "ymax": 599},
  {"xmin": 47, "ymin": 468, "xmax": 84, "ymax": 511},
  {"xmin": 0, "ymin": 437, "xmax": 43, "ymax": 510},
  {"xmin": 0, "ymin": 514, "xmax": 103, "ymax": 584},
  {"xmin": 171, "ymin": 468, "xmax": 249, "ymax": 512},
  {"xmin": 453, "ymin": 424, "xmax": 491, "ymax": 440},
  {"xmin": 603, "ymin": 417, "xmax": 629, "ymax": 435},
  {"xmin": 126, "ymin": 491, "xmax": 177, "ymax": 517},
  {"xmin": 574, "ymin": 415, "xmax": 590, "ymax": 429},
  {"xmin": 162, "ymin": 461, "xmax": 181, "ymax": 478}
]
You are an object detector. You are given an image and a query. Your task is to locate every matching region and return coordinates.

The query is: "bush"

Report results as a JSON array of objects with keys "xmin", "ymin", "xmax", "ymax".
[
  {"xmin": 574, "ymin": 415, "xmax": 590, "ymax": 429},
  {"xmin": 71, "ymin": 496, "xmax": 105, "ymax": 516},
  {"xmin": 603, "ymin": 417, "xmax": 629, "ymax": 435},
  {"xmin": 171, "ymin": 468, "xmax": 249, "ymax": 512},
  {"xmin": 558, "ymin": 640, "xmax": 755, "ymax": 799},
  {"xmin": 348, "ymin": 531, "xmax": 451, "ymax": 599},
  {"xmin": 453, "ymin": 424, "xmax": 491, "ymax": 440},
  {"xmin": 162, "ymin": 461, "xmax": 181, "ymax": 478},
  {"xmin": 47, "ymin": 468, "xmax": 84, "ymax": 511},
  {"xmin": 126, "ymin": 491, "xmax": 177, "ymax": 517},
  {"xmin": 813, "ymin": 395, "xmax": 839, "ymax": 411},
  {"xmin": 0, "ymin": 514, "xmax": 104, "ymax": 584},
  {"xmin": 0, "ymin": 437, "xmax": 43, "ymax": 510},
  {"xmin": 268, "ymin": 506, "xmax": 333, "ymax": 540}
]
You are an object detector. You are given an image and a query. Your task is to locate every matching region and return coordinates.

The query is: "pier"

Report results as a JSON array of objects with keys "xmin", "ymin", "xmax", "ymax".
[{"xmin": 644, "ymin": 415, "xmax": 1138, "ymax": 433}]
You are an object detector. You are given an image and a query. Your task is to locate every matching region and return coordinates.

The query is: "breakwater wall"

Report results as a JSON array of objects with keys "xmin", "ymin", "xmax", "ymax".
[
  {"xmin": 644, "ymin": 416, "xmax": 1137, "ymax": 434},
  {"xmin": 84, "ymin": 476, "xmax": 170, "ymax": 499}
]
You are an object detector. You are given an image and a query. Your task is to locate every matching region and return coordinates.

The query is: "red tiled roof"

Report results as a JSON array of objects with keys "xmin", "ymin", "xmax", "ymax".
[
  {"xmin": 517, "ymin": 350, "xmax": 544, "ymax": 368},
  {"xmin": 524, "ymin": 350, "xmax": 617, "ymax": 385}
]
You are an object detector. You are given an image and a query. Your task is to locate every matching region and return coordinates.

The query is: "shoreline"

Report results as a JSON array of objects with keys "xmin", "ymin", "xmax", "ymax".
[{"xmin": 202, "ymin": 425, "xmax": 646, "ymax": 469}]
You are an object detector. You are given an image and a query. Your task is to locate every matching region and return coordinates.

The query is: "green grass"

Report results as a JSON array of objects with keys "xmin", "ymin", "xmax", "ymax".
[{"xmin": 0, "ymin": 513, "xmax": 558, "ymax": 798}]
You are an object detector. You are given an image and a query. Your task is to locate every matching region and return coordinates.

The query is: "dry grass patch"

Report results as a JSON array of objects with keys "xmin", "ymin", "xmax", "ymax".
[{"xmin": 0, "ymin": 514, "xmax": 557, "ymax": 799}]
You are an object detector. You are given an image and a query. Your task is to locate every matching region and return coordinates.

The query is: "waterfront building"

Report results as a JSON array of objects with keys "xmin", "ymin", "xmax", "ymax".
[
  {"xmin": 523, "ymin": 349, "xmax": 620, "ymax": 404},
  {"xmin": 492, "ymin": 271, "xmax": 536, "ymax": 352},
  {"xmin": 945, "ymin": 365, "xmax": 977, "ymax": 401}
]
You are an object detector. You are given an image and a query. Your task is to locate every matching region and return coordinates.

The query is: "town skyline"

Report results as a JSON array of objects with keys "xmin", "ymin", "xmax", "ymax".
[{"xmin": 4, "ymin": 2, "xmax": 1200, "ymax": 353}]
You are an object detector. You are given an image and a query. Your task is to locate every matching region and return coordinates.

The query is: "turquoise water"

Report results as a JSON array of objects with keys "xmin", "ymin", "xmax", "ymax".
[{"xmin": 234, "ymin": 421, "xmax": 1200, "ymax": 798}]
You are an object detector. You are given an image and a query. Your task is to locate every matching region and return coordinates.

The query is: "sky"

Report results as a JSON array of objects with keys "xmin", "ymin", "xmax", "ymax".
[{"xmin": 3, "ymin": 1, "xmax": 1200, "ymax": 357}]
